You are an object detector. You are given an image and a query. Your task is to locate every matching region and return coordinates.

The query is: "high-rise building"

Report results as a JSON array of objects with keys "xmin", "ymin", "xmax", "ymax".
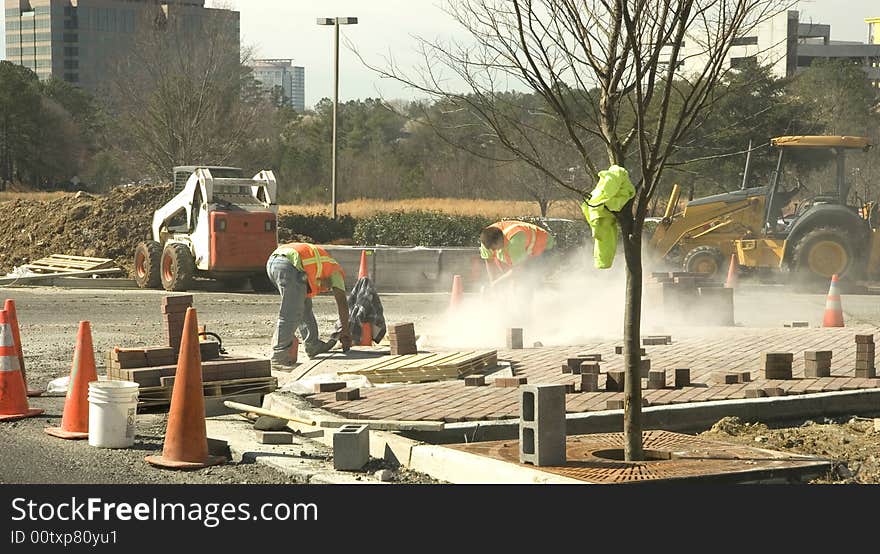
[
  {"xmin": 4, "ymin": 1, "xmax": 239, "ymax": 93},
  {"xmin": 252, "ymin": 59, "xmax": 305, "ymax": 112},
  {"xmin": 672, "ymin": 10, "xmax": 880, "ymax": 88}
]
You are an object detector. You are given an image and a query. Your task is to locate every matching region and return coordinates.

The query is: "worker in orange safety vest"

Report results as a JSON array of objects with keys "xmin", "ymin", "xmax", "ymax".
[
  {"xmin": 266, "ymin": 242, "xmax": 352, "ymax": 367},
  {"xmin": 479, "ymin": 220, "xmax": 556, "ymax": 288}
]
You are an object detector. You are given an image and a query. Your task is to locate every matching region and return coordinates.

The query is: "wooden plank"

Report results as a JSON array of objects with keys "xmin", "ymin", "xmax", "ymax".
[{"xmin": 0, "ymin": 268, "xmax": 124, "ymax": 285}]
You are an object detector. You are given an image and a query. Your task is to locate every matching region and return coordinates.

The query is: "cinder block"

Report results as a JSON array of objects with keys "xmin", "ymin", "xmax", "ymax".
[
  {"xmin": 336, "ymin": 387, "xmax": 361, "ymax": 401},
  {"xmin": 494, "ymin": 376, "xmax": 528, "ymax": 387},
  {"xmin": 606, "ymin": 399, "xmax": 625, "ymax": 410},
  {"xmin": 561, "ymin": 363, "xmax": 572, "ymax": 374},
  {"xmin": 314, "ymin": 381, "xmax": 347, "ymax": 393},
  {"xmin": 856, "ymin": 352, "xmax": 875, "ymax": 362},
  {"xmin": 519, "ymin": 384, "xmax": 566, "ymax": 466},
  {"xmin": 855, "ymin": 368, "xmax": 877, "ymax": 378},
  {"xmin": 566, "ymin": 358, "xmax": 585, "ymax": 372},
  {"xmin": 643, "ymin": 335, "xmax": 671, "ymax": 345},
  {"xmin": 855, "ymin": 334, "xmax": 875, "ymax": 344},
  {"xmin": 506, "ymin": 328, "xmax": 524, "ymax": 350},
  {"xmin": 564, "ymin": 383, "xmax": 576, "ymax": 394},
  {"xmin": 738, "ymin": 371, "xmax": 751, "ymax": 383},
  {"xmin": 674, "ymin": 368, "xmax": 690, "ymax": 388},
  {"xmin": 580, "ymin": 373, "xmax": 599, "ymax": 392},
  {"xmin": 605, "ymin": 371, "xmax": 625, "ymax": 392},
  {"xmin": 763, "ymin": 386, "xmax": 786, "ymax": 397},
  {"xmin": 579, "ymin": 353, "xmax": 602, "ymax": 362},
  {"xmin": 745, "ymin": 388, "xmax": 767, "ymax": 398},
  {"xmin": 579, "ymin": 361, "xmax": 601, "ymax": 375},
  {"xmin": 762, "ymin": 352, "xmax": 794, "ymax": 363},
  {"xmin": 647, "ymin": 370, "xmax": 666, "ymax": 389},
  {"xmin": 856, "ymin": 360, "xmax": 875, "ymax": 370},
  {"xmin": 764, "ymin": 368, "xmax": 793, "ymax": 380},
  {"xmin": 256, "ymin": 431, "xmax": 294, "ymax": 445},
  {"xmin": 464, "ymin": 375, "xmax": 486, "ymax": 386},
  {"xmin": 640, "ymin": 358, "xmax": 651, "ymax": 378},
  {"xmin": 332, "ymin": 424, "xmax": 370, "ymax": 471},
  {"xmin": 805, "ymin": 364, "xmax": 831, "ymax": 378}
]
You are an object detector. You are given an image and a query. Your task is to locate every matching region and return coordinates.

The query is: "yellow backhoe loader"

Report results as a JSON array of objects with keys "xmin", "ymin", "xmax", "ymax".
[{"xmin": 648, "ymin": 136, "xmax": 876, "ymax": 287}]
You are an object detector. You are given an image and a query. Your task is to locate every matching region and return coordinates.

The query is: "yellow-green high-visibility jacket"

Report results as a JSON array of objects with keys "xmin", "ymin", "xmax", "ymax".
[{"xmin": 581, "ymin": 165, "xmax": 636, "ymax": 269}]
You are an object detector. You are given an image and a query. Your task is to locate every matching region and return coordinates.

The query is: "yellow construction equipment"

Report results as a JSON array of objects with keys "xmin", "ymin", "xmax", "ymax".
[{"xmin": 648, "ymin": 136, "xmax": 876, "ymax": 287}]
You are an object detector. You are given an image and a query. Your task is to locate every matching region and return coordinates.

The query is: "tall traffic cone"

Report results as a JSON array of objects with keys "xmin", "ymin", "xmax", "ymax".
[
  {"xmin": 0, "ymin": 309, "xmax": 43, "ymax": 422},
  {"xmin": 358, "ymin": 249, "xmax": 370, "ymax": 279},
  {"xmin": 358, "ymin": 250, "xmax": 373, "ymax": 346},
  {"xmin": 725, "ymin": 254, "xmax": 738, "ymax": 289},
  {"xmin": 146, "ymin": 307, "xmax": 225, "ymax": 469},
  {"xmin": 449, "ymin": 274, "xmax": 464, "ymax": 309},
  {"xmin": 45, "ymin": 321, "xmax": 99, "ymax": 439},
  {"xmin": 4, "ymin": 299, "xmax": 43, "ymax": 397},
  {"xmin": 822, "ymin": 274, "xmax": 845, "ymax": 328}
]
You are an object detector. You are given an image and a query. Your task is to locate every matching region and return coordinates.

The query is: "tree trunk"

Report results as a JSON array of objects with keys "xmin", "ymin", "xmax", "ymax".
[{"xmin": 621, "ymin": 231, "xmax": 644, "ymax": 461}]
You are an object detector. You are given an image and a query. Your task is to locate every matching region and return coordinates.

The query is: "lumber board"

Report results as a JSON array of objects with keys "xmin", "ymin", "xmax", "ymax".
[
  {"xmin": 25, "ymin": 254, "xmax": 115, "ymax": 273},
  {"xmin": 339, "ymin": 350, "xmax": 497, "ymax": 383}
]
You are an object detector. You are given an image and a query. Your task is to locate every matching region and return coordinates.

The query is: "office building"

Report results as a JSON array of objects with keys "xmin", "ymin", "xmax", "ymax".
[
  {"xmin": 4, "ymin": 0, "xmax": 239, "ymax": 93},
  {"xmin": 252, "ymin": 59, "xmax": 305, "ymax": 112}
]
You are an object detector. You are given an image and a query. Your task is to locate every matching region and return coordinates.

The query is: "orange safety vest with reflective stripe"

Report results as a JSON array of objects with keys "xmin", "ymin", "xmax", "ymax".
[
  {"xmin": 490, "ymin": 221, "xmax": 550, "ymax": 269},
  {"xmin": 274, "ymin": 243, "xmax": 345, "ymax": 298}
]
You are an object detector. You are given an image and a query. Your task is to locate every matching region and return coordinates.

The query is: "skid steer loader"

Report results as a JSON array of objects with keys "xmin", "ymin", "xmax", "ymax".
[
  {"xmin": 133, "ymin": 166, "xmax": 279, "ymax": 292},
  {"xmin": 647, "ymin": 136, "xmax": 877, "ymax": 288}
]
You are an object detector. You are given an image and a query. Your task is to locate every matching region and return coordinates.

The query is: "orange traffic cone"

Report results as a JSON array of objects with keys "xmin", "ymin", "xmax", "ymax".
[
  {"xmin": 449, "ymin": 274, "xmax": 464, "ymax": 309},
  {"xmin": 725, "ymin": 254, "xmax": 738, "ymax": 289},
  {"xmin": 45, "ymin": 321, "xmax": 99, "ymax": 439},
  {"xmin": 0, "ymin": 309, "xmax": 43, "ymax": 422},
  {"xmin": 146, "ymin": 307, "xmax": 225, "ymax": 469},
  {"xmin": 358, "ymin": 249, "xmax": 370, "ymax": 279},
  {"xmin": 822, "ymin": 274, "xmax": 845, "ymax": 327},
  {"xmin": 4, "ymin": 299, "xmax": 43, "ymax": 397}
]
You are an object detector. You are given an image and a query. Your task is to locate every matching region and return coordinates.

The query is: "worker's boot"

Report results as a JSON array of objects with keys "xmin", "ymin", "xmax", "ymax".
[{"xmin": 305, "ymin": 339, "xmax": 337, "ymax": 358}]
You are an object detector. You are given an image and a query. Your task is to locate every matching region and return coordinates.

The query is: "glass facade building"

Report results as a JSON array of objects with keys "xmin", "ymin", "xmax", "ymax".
[{"xmin": 252, "ymin": 59, "xmax": 305, "ymax": 112}]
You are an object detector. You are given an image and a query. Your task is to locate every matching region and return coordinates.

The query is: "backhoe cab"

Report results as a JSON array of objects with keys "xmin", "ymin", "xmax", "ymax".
[
  {"xmin": 134, "ymin": 166, "xmax": 279, "ymax": 292},
  {"xmin": 648, "ymin": 136, "xmax": 875, "ymax": 287}
]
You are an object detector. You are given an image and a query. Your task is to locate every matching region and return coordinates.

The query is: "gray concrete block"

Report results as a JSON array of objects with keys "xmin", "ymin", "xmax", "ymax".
[
  {"xmin": 674, "ymin": 368, "xmax": 690, "ymax": 388},
  {"xmin": 647, "ymin": 370, "xmax": 666, "ymax": 389},
  {"xmin": 519, "ymin": 384, "xmax": 566, "ymax": 467},
  {"xmin": 256, "ymin": 431, "xmax": 294, "ymax": 445},
  {"xmin": 580, "ymin": 373, "xmax": 599, "ymax": 392},
  {"xmin": 506, "ymin": 328, "xmax": 524, "ymax": 349},
  {"xmin": 333, "ymin": 424, "xmax": 370, "ymax": 471}
]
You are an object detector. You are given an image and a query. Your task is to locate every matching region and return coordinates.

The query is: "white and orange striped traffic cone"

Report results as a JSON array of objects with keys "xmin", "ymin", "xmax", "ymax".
[
  {"xmin": 0, "ymin": 309, "xmax": 43, "ymax": 422},
  {"xmin": 822, "ymin": 274, "xmax": 845, "ymax": 328}
]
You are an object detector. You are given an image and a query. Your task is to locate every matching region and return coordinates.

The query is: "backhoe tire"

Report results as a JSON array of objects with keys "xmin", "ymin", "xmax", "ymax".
[
  {"xmin": 133, "ymin": 241, "xmax": 162, "ymax": 289},
  {"xmin": 790, "ymin": 227, "xmax": 856, "ymax": 291},
  {"xmin": 160, "ymin": 243, "xmax": 195, "ymax": 292},
  {"xmin": 682, "ymin": 246, "xmax": 725, "ymax": 281},
  {"xmin": 250, "ymin": 272, "xmax": 277, "ymax": 293}
]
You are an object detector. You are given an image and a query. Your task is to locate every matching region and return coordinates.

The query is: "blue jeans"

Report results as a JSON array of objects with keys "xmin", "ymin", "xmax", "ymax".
[{"xmin": 266, "ymin": 255, "xmax": 320, "ymax": 363}]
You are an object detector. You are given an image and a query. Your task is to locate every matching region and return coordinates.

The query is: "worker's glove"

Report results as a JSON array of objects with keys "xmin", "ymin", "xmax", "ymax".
[{"xmin": 339, "ymin": 333, "xmax": 353, "ymax": 352}]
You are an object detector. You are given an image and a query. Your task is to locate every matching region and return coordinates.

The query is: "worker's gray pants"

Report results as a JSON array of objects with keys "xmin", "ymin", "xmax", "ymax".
[{"xmin": 267, "ymin": 255, "xmax": 320, "ymax": 363}]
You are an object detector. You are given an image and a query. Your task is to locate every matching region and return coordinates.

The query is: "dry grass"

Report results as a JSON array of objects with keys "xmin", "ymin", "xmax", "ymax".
[
  {"xmin": 0, "ymin": 191, "xmax": 74, "ymax": 202},
  {"xmin": 280, "ymin": 198, "xmax": 584, "ymax": 219}
]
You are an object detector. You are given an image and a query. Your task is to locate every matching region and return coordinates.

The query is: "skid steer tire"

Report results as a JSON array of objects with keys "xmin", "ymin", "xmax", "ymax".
[
  {"xmin": 250, "ymin": 272, "xmax": 277, "ymax": 293},
  {"xmin": 682, "ymin": 246, "xmax": 725, "ymax": 281},
  {"xmin": 790, "ymin": 227, "xmax": 856, "ymax": 291},
  {"xmin": 134, "ymin": 241, "xmax": 162, "ymax": 289},
  {"xmin": 160, "ymin": 243, "xmax": 195, "ymax": 292}
]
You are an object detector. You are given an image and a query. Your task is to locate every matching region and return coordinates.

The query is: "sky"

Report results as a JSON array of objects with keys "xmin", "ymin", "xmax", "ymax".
[{"xmin": 1, "ymin": 0, "xmax": 877, "ymax": 109}]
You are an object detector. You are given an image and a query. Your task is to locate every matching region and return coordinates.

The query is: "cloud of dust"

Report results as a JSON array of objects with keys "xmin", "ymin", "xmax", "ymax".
[{"xmin": 419, "ymin": 241, "xmax": 733, "ymax": 350}]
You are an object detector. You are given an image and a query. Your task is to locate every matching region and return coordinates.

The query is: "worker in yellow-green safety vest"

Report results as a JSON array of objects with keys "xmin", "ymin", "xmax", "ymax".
[
  {"xmin": 266, "ymin": 242, "xmax": 352, "ymax": 367},
  {"xmin": 479, "ymin": 220, "xmax": 556, "ymax": 289}
]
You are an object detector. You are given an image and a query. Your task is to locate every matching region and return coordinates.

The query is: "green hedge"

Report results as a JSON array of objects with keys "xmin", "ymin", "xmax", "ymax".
[
  {"xmin": 277, "ymin": 213, "xmax": 356, "ymax": 244},
  {"xmin": 353, "ymin": 211, "xmax": 493, "ymax": 247}
]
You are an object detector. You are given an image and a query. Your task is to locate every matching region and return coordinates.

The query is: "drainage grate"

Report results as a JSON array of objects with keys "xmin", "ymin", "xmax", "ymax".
[{"xmin": 447, "ymin": 430, "xmax": 831, "ymax": 483}]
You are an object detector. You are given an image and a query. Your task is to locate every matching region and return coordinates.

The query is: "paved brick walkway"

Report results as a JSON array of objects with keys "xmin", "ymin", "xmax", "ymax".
[{"xmin": 306, "ymin": 326, "xmax": 880, "ymax": 422}]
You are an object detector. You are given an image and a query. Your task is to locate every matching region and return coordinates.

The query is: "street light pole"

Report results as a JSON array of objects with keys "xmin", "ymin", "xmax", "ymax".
[{"xmin": 317, "ymin": 17, "xmax": 358, "ymax": 221}]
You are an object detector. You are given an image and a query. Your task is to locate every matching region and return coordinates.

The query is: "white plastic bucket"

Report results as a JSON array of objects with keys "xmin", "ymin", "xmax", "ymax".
[{"xmin": 88, "ymin": 380, "xmax": 139, "ymax": 448}]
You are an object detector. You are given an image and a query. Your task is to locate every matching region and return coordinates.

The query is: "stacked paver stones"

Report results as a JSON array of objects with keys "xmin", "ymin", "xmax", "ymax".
[{"xmin": 855, "ymin": 334, "xmax": 876, "ymax": 378}]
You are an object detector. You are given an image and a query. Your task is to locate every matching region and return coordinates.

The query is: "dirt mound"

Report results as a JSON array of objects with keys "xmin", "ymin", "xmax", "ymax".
[{"xmin": 0, "ymin": 184, "xmax": 174, "ymax": 278}]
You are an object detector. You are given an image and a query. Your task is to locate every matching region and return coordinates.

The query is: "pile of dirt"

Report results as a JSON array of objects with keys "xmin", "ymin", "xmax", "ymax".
[
  {"xmin": 701, "ymin": 415, "xmax": 880, "ymax": 484},
  {"xmin": 0, "ymin": 184, "xmax": 174, "ymax": 278}
]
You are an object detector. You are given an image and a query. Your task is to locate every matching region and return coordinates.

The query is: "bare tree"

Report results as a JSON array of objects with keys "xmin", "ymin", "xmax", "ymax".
[
  {"xmin": 369, "ymin": 0, "xmax": 790, "ymax": 460},
  {"xmin": 108, "ymin": 9, "xmax": 267, "ymax": 179}
]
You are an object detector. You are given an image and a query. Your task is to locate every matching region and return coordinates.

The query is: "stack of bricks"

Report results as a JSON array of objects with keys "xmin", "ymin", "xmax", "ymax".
[
  {"xmin": 804, "ymin": 351, "xmax": 832, "ymax": 378},
  {"xmin": 388, "ymin": 323, "xmax": 417, "ymax": 355},
  {"xmin": 762, "ymin": 352, "xmax": 793, "ymax": 380},
  {"xmin": 644, "ymin": 271, "xmax": 733, "ymax": 326},
  {"xmin": 162, "ymin": 295, "xmax": 193, "ymax": 353},
  {"xmin": 855, "ymin": 335, "xmax": 876, "ymax": 378},
  {"xmin": 579, "ymin": 360, "xmax": 600, "ymax": 392}
]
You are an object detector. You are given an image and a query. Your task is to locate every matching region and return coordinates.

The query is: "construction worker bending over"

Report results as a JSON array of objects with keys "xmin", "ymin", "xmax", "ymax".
[
  {"xmin": 266, "ymin": 242, "xmax": 353, "ymax": 367},
  {"xmin": 479, "ymin": 220, "xmax": 556, "ymax": 289}
]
